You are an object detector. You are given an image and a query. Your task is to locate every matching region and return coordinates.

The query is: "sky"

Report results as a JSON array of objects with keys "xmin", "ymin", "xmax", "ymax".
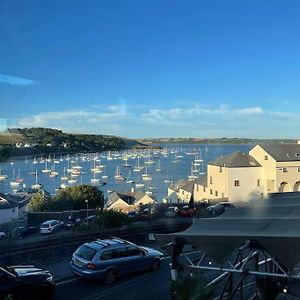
[{"xmin": 1, "ymin": 0, "xmax": 300, "ymax": 139}]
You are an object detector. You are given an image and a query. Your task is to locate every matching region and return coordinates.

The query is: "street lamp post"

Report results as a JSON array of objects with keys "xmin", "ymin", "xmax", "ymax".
[{"xmin": 85, "ymin": 199, "xmax": 89, "ymax": 220}]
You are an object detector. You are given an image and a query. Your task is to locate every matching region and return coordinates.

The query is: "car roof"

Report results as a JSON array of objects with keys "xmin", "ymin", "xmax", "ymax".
[
  {"xmin": 42, "ymin": 220, "xmax": 60, "ymax": 224},
  {"xmin": 84, "ymin": 238, "xmax": 132, "ymax": 251}
]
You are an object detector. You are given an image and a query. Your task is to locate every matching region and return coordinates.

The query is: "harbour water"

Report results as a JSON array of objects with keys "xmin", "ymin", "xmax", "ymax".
[{"xmin": 0, "ymin": 144, "xmax": 253, "ymax": 201}]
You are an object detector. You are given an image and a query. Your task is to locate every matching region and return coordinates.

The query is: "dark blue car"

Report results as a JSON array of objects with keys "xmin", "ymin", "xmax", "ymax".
[{"xmin": 70, "ymin": 237, "xmax": 163, "ymax": 284}]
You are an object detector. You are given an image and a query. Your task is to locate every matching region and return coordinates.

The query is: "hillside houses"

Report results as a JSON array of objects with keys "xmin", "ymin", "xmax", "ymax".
[{"xmin": 106, "ymin": 191, "xmax": 156, "ymax": 213}]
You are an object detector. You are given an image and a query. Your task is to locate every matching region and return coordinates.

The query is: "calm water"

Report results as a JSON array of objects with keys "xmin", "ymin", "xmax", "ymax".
[{"xmin": 0, "ymin": 144, "xmax": 253, "ymax": 202}]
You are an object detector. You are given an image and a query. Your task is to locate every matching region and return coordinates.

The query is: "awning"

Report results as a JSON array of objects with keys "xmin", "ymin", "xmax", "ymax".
[{"xmin": 155, "ymin": 195, "xmax": 300, "ymax": 270}]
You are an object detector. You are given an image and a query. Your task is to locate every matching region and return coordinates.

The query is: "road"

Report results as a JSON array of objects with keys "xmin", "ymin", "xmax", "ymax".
[{"xmin": 54, "ymin": 258, "xmax": 171, "ymax": 300}]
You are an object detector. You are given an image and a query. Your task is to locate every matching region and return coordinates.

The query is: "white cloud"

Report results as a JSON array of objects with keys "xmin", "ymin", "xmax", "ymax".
[
  {"xmin": 0, "ymin": 74, "xmax": 38, "ymax": 86},
  {"xmin": 140, "ymin": 105, "xmax": 264, "ymax": 123}
]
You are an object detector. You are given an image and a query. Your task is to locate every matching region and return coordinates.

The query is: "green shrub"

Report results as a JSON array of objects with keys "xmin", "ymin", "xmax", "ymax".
[{"xmin": 171, "ymin": 275, "xmax": 212, "ymax": 300}]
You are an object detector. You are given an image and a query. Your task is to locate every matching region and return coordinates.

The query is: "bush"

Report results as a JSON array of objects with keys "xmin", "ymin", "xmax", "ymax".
[
  {"xmin": 95, "ymin": 210, "xmax": 131, "ymax": 229},
  {"xmin": 171, "ymin": 275, "xmax": 212, "ymax": 300}
]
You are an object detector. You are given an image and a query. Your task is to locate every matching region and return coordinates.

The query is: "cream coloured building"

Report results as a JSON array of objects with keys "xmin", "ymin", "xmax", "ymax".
[
  {"xmin": 191, "ymin": 143, "xmax": 300, "ymax": 203},
  {"xmin": 249, "ymin": 144, "xmax": 300, "ymax": 194},
  {"xmin": 193, "ymin": 152, "xmax": 263, "ymax": 203}
]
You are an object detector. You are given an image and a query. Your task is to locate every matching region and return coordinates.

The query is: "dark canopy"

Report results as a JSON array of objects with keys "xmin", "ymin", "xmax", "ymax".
[{"xmin": 155, "ymin": 194, "xmax": 300, "ymax": 270}]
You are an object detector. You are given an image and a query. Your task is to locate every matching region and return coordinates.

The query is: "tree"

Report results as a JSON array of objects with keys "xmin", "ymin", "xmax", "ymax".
[
  {"xmin": 53, "ymin": 185, "xmax": 104, "ymax": 211},
  {"xmin": 27, "ymin": 191, "xmax": 53, "ymax": 212}
]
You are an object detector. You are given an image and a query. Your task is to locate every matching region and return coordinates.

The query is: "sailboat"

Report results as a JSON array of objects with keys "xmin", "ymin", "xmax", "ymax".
[
  {"xmin": 102, "ymin": 165, "xmax": 109, "ymax": 180},
  {"xmin": 42, "ymin": 160, "xmax": 50, "ymax": 173},
  {"xmin": 0, "ymin": 168, "xmax": 8, "ymax": 182},
  {"xmin": 188, "ymin": 162, "xmax": 198, "ymax": 180},
  {"xmin": 126, "ymin": 170, "xmax": 134, "ymax": 184},
  {"xmin": 155, "ymin": 159, "xmax": 162, "ymax": 172},
  {"xmin": 133, "ymin": 156, "xmax": 143, "ymax": 172},
  {"xmin": 164, "ymin": 170, "xmax": 171, "ymax": 183},
  {"xmin": 49, "ymin": 164, "xmax": 58, "ymax": 178},
  {"xmin": 194, "ymin": 150, "xmax": 203, "ymax": 166},
  {"xmin": 144, "ymin": 151, "xmax": 155, "ymax": 165},
  {"xmin": 61, "ymin": 167, "xmax": 68, "ymax": 181},
  {"xmin": 10, "ymin": 169, "xmax": 20, "ymax": 188},
  {"xmin": 114, "ymin": 166, "xmax": 125, "ymax": 181},
  {"xmin": 32, "ymin": 170, "xmax": 43, "ymax": 190},
  {"xmin": 91, "ymin": 171, "xmax": 100, "ymax": 184},
  {"xmin": 142, "ymin": 167, "xmax": 152, "ymax": 181}
]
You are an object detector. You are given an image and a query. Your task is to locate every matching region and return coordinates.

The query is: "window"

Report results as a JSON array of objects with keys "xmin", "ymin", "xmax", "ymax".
[
  {"xmin": 219, "ymin": 166, "xmax": 222, "ymax": 173},
  {"xmin": 283, "ymin": 168, "xmax": 288, "ymax": 173},
  {"xmin": 234, "ymin": 180, "xmax": 240, "ymax": 187},
  {"xmin": 298, "ymin": 167, "xmax": 300, "ymax": 172},
  {"xmin": 210, "ymin": 189, "xmax": 212, "ymax": 195},
  {"xmin": 196, "ymin": 185, "xmax": 199, "ymax": 192},
  {"xmin": 215, "ymin": 191, "xmax": 218, "ymax": 197},
  {"xmin": 75, "ymin": 245, "xmax": 97, "ymax": 260},
  {"xmin": 100, "ymin": 250, "xmax": 113, "ymax": 260},
  {"xmin": 111, "ymin": 247, "xmax": 128, "ymax": 259},
  {"xmin": 264, "ymin": 155, "xmax": 268, "ymax": 160},
  {"xmin": 127, "ymin": 245, "xmax": 142, "ymax": 256},
  {"xmin": 203, "ymin": 187, "xmax": 206, "ymax": 192},
  {"xmin": 210, "ymin": 176, "xmax": 212, "ymax": 184},
  {"xmin": 257, "ymin": 179, "xmax": 260, "ymax": 187}
]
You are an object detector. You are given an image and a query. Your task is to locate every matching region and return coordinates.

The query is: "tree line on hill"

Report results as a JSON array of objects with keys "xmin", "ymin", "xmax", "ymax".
[{"xmin": 0, "ymin": 127, "xmax": 144, "ymax": 161}]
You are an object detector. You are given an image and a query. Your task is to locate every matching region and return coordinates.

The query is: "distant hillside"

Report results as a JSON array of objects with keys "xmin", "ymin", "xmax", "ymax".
[
  {"xmin": 138, "ymin": 137, "xmax": 297, "ymax": 145},
  {"xmin": 0, "ymin": 128, "xmax": 145, "ymax": 160}
]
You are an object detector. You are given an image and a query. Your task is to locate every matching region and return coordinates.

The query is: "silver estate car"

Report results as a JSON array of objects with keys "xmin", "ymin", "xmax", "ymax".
[
  {"xmin": 40, "ymin": 220, "xmax": 64, "ymax": 234},
  {"xmin": 70, "ymin": 237, "xmax": 163, "ymax": 284}
]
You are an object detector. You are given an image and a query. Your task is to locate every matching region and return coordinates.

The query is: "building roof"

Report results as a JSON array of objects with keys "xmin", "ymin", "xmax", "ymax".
[
  {"xmin": 209, "ymin": 152, "xmax": 261, "ymax": 168},
  {"xmin": 107, "ymin": 191, "xmax": 155, "ymax": 207},
  {"xmin": 170, "ymin": 180, "xmax": 195, "ymax": 193},
  {"xmin": 258, "ymin": 143, "xmax": 300, "ymax": 162},
  {"xmin": 194, "ymin": 175, "xmax": 207, "ymax": 186}
]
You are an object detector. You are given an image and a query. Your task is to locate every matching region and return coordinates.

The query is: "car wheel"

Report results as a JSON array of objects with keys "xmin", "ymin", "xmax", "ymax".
[
  {"xmin": 104, "ymin": 269, "xmax": 117, "ymax": 284},
  {"xmin": 151, "ymin": 259, "xmax": 160, "ymax": 271}
]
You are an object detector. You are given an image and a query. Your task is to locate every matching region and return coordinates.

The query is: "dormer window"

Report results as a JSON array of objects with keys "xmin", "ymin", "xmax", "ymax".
[
  {"xmin": 264, "ymin": 155, "xmax": 268, "ymax": 160},
  {"xmin": 283, "ymin": 168, "xmax": 288, "ymax": 173}
]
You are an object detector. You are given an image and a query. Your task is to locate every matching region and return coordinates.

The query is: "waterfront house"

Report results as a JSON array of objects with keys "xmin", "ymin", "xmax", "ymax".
[
  {"xmin": 106, "ymin": 191, "xmax": 156, "ymax": 213},
  {"xmin": 168, "ymin": 180, "xmax": 194, "ymax": 203},
  {"xmin": 249, "ymin": 144, "xmax": 300, "ymax": 194},
  {"xmin": 192, "ymin": 143, "xmax": 300, "ymax": 203}
]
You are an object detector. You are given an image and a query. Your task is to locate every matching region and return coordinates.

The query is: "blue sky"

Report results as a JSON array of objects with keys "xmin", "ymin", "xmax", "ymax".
[{"xmin": 1, "ymin": 0, "xmax": 300, "ymax": 138}]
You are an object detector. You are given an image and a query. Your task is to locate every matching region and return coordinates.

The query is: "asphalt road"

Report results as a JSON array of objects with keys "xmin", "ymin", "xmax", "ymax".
[{"xmin": 53, "ymin": 258, "xmax": 171, "ymax": 300}]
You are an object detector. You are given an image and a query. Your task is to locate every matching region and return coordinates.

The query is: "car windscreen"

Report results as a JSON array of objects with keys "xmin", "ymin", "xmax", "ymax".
[
  {"xmin": 75, "ymin": 245, "xmax": 97, "ymax": 260},
  {"xmin": 40, "ymin": 224, "xmax": 50, "ymax": 228}
]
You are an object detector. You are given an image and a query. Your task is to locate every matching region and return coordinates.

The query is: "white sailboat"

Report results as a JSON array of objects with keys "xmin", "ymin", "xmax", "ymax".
[
  {"xmin": 49, "ymin": 164, "xmax": 59, "ymax": 178},
  {"xmin": 133, "ymin": 156, "xmax": 143, "ymax": 172},
  {"xmin": 142, "ymin": 167, "xmax": 152, "ymax": 181},
  {"xmin": 10, "ymin": 169, "xmax": 20, "ymax": 188},
  {"xmin": 61, "ymin": 167, "xmax": 68, "ymax": 181},
  {"xmin": 32, "ymin": 170, "xmax": 43, "ymax": 190},
  {"xmin": 164, "ymin": 170, "xmax": 171, "ymax": 183},
  {"xmin": 126, "ymin": 170, "xmax": 134, "ymax": 184},
  {"xmin": 91, "ymin": 172, "xmax": 100, "ymax": 185},
  {"xmin": 42, "ymin": 160, "xmax": 50, "ymax": 173},
  {"xmin": 188, "ymin": 162, "xmax": 198, "ymax": 180},
  {"xmin": 0, "ymin": 168, "xmax": 8, "ymax": 181},
  {"xmin": 155, "ymin": 159, "xmax": 162, "ymax": 172},
  {"xmin": 102, "ymin": 165, "xmax": 109, "ymax": 180},
  {"xmin": 114, "ymin": 166, "xmax": 125, "ymax": 181}
]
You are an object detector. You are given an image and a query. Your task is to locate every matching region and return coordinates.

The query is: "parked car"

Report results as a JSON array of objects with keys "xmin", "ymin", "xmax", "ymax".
[
  {"xmin": 0, "ymin": 265, "xmax": 55, "ymax": 299},
  {"xmin": 18, "ymin": 226, "xmax": 38, "ymax": 239},
  {"xmin": 165, "ymin": 206, "xmax": 180, "ymax": 217},
  {"xmin": 40, "ymin": 220, "xmax": 64, "ymax": 234},
  {"xmin": 65, "ymin": 218, "xmax": 82, "ymax": 230},
  {"xmin": 0, "ymin": 231, "xmax": 5, "ymax": 240},
  {"xmin": 83, "ymin": 215, "xmax": 96, "ymax": 224},
  {"xmin": 207, "ymin": 202, "xmax": 236, "ymax": 216},
  {"xmin": 178, "ymin": 205, "xmax": 195, "ymax": 217},
  {"xmin": 70, "ymin": 237, "xmax": 163, "ymax": 284}
]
